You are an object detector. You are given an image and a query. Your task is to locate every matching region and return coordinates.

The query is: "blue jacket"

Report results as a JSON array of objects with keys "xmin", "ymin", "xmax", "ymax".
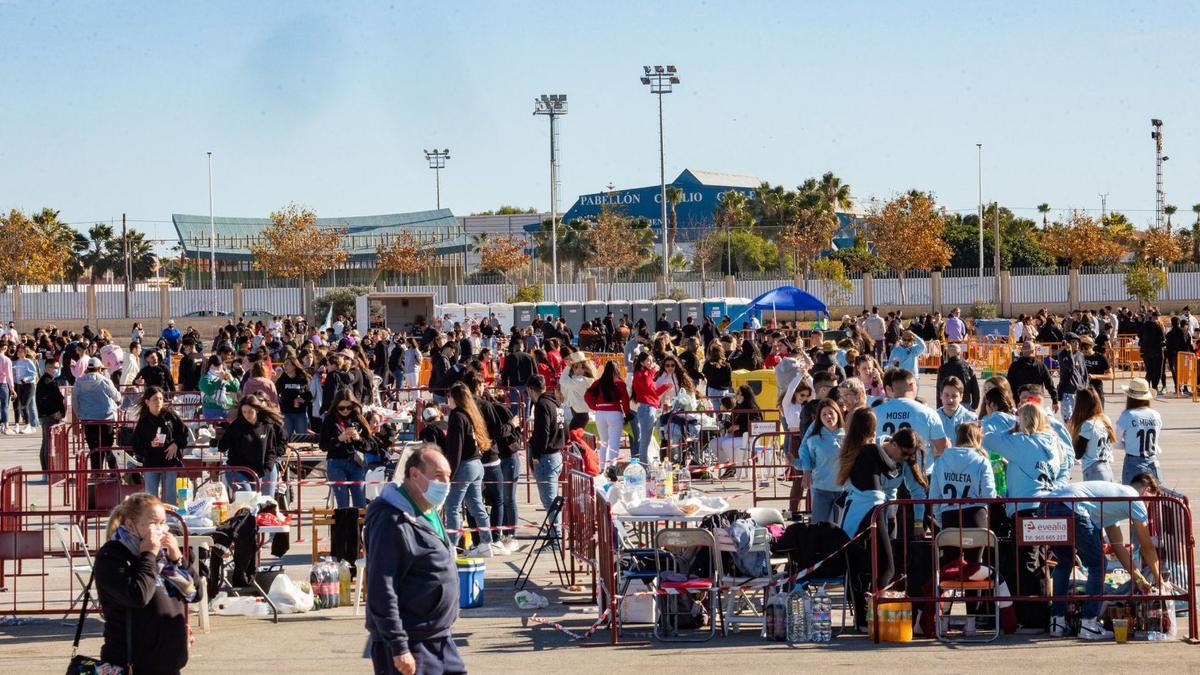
[
  {"xmin": 364, "ymin": 483, "xmax": 459, "ymax": 655},
  {"xmin": 72, "ymin": 372, "xmax": 120, "ymax": 421},
  {"xmin": 937, "ymin": 405, "xmax": 977, "ymax": 441},
  {"xmin": 983, "ymin": 430, "xmax": 1064, "ymax": 514},
  {"xmin": 798, "ymin": 426, "xmax": 845, "ymax": 492},
  {"xmin": 887, "ymin": 334, "xmax": 926, "ymax": 374}
]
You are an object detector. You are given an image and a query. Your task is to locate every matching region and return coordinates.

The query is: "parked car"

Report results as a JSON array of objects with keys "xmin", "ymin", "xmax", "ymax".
[{"xmin": 180, "ymin": 310, "xmax": 232, "ymax": 317}]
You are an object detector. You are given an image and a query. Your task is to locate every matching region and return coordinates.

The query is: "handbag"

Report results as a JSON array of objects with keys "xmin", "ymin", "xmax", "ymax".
[{"xmin": 67, "ymin": 568, "xmax": 132, "ymax": 674}]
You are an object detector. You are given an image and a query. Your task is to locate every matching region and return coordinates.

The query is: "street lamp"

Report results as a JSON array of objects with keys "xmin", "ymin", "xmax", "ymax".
[
  {"xmin": 534, "ymin": 94, "xmax": 567, "ymax": 302},
  {"xmin": 1151, "ymin": 119, "xmax": 1164, "ymax": 229},
  {"xmin": 640, "ymin": 65, "xmax": 680, "ymax": 282},
  {"xmin": 424, "ymin": 148, "xmax": 450, "ymax": 209},
  {"xmin": 976, "ymin": 143, "xmax": 983, "ymax": 282}
]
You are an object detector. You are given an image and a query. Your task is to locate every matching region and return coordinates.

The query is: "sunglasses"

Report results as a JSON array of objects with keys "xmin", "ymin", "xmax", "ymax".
[{"xmin": 337, "ymin": 405, "xmax": 354, "ymax": 412}]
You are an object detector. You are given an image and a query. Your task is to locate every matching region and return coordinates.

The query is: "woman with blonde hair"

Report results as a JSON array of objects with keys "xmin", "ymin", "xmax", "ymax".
[
  {"xmin": 93, "ymin": 492, "xmax": 194, "ymax": 673},
  {"xmin": 442, "ymin": 381, "xmax": 496, "ymax": 557}
]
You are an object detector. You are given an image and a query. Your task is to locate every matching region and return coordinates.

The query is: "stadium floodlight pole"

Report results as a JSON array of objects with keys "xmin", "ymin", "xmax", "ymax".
[
  {"xmin": 534, "ymin": 95, "xmax": 567, "ymax": 302},
  {"xmin": 641, "ymin": 65, "xmax": 680, "ymax": 282},
  {"xmin": 976, "ymin": 143, "xmax": 983, "ymax": 282},
  {"xmin": 1151, "ymin": 119, "xmax": 1164, "ymax": 229},
  {"xmin": 207, "ymin": 151, "xmax": 216, "ymax": 315},
  {"xmin": 425, "ymin": 148, "xmax": 450, "ymax": 209}
]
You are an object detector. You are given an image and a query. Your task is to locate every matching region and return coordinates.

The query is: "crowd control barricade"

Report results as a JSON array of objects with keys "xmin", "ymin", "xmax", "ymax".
[
  {"xmin": 866, "ymin": 494, "xmax": 1197, "ymax": 644},
  {"xmin": 661, "ymin": 408, "xmax": 779, "ymax": 481},
  {"xmin": 0, "ymin": 501, "xmax": 191, "ymax": 616},
  {"xmin": 749, "ymin": 429, "xmax": 806, "ymax": 509},
  {"xmin": 1175, "ymin": 352, "xmax": 1198, "ymax": 401},
  {"xmin": 564, "ymin": 461, "xmax": 597, "ymax": 599}
]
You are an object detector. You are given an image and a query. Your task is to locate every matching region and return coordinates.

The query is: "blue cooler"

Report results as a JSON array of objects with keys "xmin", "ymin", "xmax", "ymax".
[{"xmin": 456, "ymin": 557, "xmax": 485, "ymax": 608}]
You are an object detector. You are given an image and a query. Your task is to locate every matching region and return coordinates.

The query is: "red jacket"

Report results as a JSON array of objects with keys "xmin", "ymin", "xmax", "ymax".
[
  {"xmin": 631, "ymin": 369, "xmax": 670, "ymax": 407},
  {"xmin": 584, "ymin": 377, "xmax": 630, "ymax": 415}
]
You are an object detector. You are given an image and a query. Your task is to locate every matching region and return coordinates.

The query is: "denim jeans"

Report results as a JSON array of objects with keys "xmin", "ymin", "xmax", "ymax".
[
  {"xmin": 810, "ymin": 488, "xmax": 843, "ymax": 524},
  {"xmin": 1048, "ymin": 503, "xmax": 1103, "ymax": 619},
  {"xmin": 1060, "ymin": 393, "xmax": 1076, "ymax": 423},
  {"xmin": 144, "ymin": 470, "xmax": 179, "ymax": 505},
  {"xmin": 482, "ymin": 462, "xmax": 504, "ymax": 535},
  {"xmin": 1122, "ymin": 455, "xmax": 1160, "ymax": 485},
  {"xmin": 326, "ymin": 458, "xmax": 366, "ymax": 508},
  {"xmin": 0, "ymin": 383, "xmax": 9, "ymax": 425},
  {"xmin": 283, "ymin": 412, "xmax": 309, "ymax": 438},
  {"xmin": 445, "ymin": 459, "xmax": 491, "ymax": 547},
  {"xmin": 500, "ymin": 454, "xmax": 520, "ymax": 538},
  {"xmin": 533, "ymin": 451, "xmax": 564, "ymax": 539},
  {"xmin": 226, "ymin": 465, "xmax": 279, "ymax": 498},
  {"xmin": 633, "ymin": 403, "xmax": 656, "ymax": 462}
]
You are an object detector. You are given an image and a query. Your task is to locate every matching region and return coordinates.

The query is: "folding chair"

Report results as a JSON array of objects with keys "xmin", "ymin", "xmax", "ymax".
[
  {"xmin": 716, "ymin": 526, "xmax": 781, "ymax": 636},
  {"xmin": 52, "ymin": 523, "xmax": 96, "ymax": 623},
  {"xmin": 747, "ymin": 507, "xmax": 791, "ymax": 572},
  {"xmin": 654, "ymin": 528, "xmax": 719, "ymax": 642},
  {"xmin": 933, "ymin": 527, "xmax": 1001, "ymax": 643}
]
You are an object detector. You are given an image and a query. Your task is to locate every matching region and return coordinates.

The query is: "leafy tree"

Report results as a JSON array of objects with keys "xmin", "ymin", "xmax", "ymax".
[
  {"xmin": 1037, "ymin": 203, "xmax": 1051, "ymax": 228},
  {"xmin": 1124, "ymin": 263, "xmax": 1166, "ymax": 307},
  {"xmin": 1192, "ymin": 203, "xmax": 1200, "ymax": 263},
  {"xmin": 810, "ymin": 258, "xmax": 852, "ymax": 306},
  {"xmin": 585, "ymin": 207, "xmax": 654, "ymax": 299},
  {"xmin": 507, "ymin": 283, "xmax": 543, "ymax": 303},
  {"xmin": 31, "ymin": 208, "xmax": 88, "ymax": 287},
  {"xmin": 1139, "ymin": 225, "xmax": 1188, "ymax": 266},
  {"xmin": 942, "ymin": 205, "xmax": 1055, "ymax": 269},
  {"xmin": 694, "ymin": 229, "xmax": 780, "ymax": 275},
  {"xmin": 865, "ymin": 191, "xmax": 952, "ymax": 303},
  {"xmin": 817, "ymin": 172, "xmax": 853, "ymax": 213},
  {"xmin": 468, "ymin": 233, "xmax": 490, "ymax": 255},
  {"xmin": 102, "ymin": 228, "xmax": 157, "ymax": 281},
  {"xmin": 777, "ymin": 183, "xmax": 839, "ymax": 289},
  {"xmin": 83, "ymin": 223, "xmax": 115, "ymax": 284},
  {"xmin": 712, "ymin": 190, "xmax": 753, "ymax": 276},
  {"xmin": 376, "ymin": 231, "xmax": 435, "ymax": 284},
  {"xmin": 828, "ymin": 235, "xmax": 885, "ymax": 274},
  {"xmin": 471, "ymin": 206, "xmax": 537, "ymax": 216},
  {"xmin": 0, "ymin": 209, "xmax": 74, "ymax": 286},
  {"xmin": 478, "ymin": 236, "xmax": 532, "ymax": 291},
  {"xmin": 532, "ymin": 217, "xmax": 592, "ymax": 278},
  {"xmin": 636, "ymin": 252, "xmax": 689, "ymax": 276},
  {"xmin": 314, "ymin": 285, "xmax": 370, "ymax": 320},
  {"xmin": 251, "ymin": 203, "xmax": 348, "ymax": 282},
  {"xmin": 1040, "ymin": 211, "xmax": 1127, "ymax": 269}
]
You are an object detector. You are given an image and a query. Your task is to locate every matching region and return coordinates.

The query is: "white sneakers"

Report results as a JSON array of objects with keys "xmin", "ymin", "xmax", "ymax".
[
  {"xmin": 20, "ymin": 425, "xmax": 34, "ymax": 434},
  {"xmin": 1, "ymin": 425, "xmax": 14, "ymax": 435},
  {"xmin": 498, "ymin": 536, "xmax": 524, "ymax": 554},
  {"xmin": 463, "ymin": 543, "xmax": 495, "ymax": 558},
  {"xmin": 1049, "ymin": 616, "xmax": 1069, "ymax": 638},
  {"xmin": 1078, "ymin": 617, "xmax": 1113, "ymax": 641}
]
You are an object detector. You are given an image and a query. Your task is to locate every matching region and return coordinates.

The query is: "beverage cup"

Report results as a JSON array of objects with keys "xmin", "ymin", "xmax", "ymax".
[{"xmin": 1113, "ymin": 618, "xmax": 1128, "ymax": 643}]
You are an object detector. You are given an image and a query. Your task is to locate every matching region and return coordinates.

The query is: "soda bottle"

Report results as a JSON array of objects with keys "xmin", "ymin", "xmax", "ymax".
[
  {"xmin": 662, "ymin": 459, "xmax": 674, "ymax": 497},
  {"xmin": 339, "ymin": 560, "xmax": 352, "ymax": 606},
  {"xmin": 309, "ymin": 562, "xmax": 323, "ymax": 610}
]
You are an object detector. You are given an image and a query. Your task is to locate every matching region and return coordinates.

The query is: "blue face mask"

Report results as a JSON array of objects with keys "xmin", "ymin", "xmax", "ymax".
[{"xmin": 422, "ymin": 479, "xmax": 450, "ymax": 508}]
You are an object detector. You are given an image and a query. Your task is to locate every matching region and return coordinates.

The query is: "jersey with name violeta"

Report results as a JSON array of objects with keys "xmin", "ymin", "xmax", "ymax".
[
  {"xmin": 929, "ymin": 446, "xmax": 997, "ymax": 525},
  {"xmin": 1048, "ymin": 481, "xmax": 1147, "ymax": 528},
  {"xmin": 798, "ymin": 427, "xmax": 846, "ymax": 492},
  {"xmin": 1116, "ymin": 407, "xmax": 1163, "ymax": 459},
  {"xmin": 1077, "ymin": 418, "xmax": 1115, "ymax": 472},
  {"xmin": 937, "ymin": 405, "xmax": 978, "ymax": 441},
  {"xmin": 982, "ymin": 430, "xmax": 1065, "ymax": 514},
  {"xmin": 873, "ymin": 396, "xmax": 946, "ymax": 474}
]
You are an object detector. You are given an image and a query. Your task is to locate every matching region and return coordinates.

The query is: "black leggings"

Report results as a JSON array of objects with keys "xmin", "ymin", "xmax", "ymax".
[
  {"xmin": 83, "ymin": 423, "xmax": 116, "ymax": 470},
  {"xmin": 13, "ymin": 383, "xmax": 33, "ymax": 425},
  {"xmin": 846, "ymin": 506, "xmax": 894, "ymax": 628}
]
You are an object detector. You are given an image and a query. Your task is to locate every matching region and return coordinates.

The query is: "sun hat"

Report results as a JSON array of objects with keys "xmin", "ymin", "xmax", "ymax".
[
  {"xmin": 821, "ymin": 340, "xmax": 838, "ymax": 353},
  {"xmin": 1080, "ymin": 336, "xmax": 1095, "ymax": 347},
  {"xmin": 568, "ymin": 351, "xmax": 590, "ymax": 365},
  {"xmin": 422, "ymin": 406, "xmax": 443, "ymax": 422},
  {"xmin": 1123, "ymin": 378, "xmax": 1154, "ymax": 401}
]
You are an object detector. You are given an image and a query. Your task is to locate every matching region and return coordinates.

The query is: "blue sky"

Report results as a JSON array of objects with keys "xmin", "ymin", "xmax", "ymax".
[{"xmin": 2, "ymin": 1, "xmax": 1199, "ymax": 245}]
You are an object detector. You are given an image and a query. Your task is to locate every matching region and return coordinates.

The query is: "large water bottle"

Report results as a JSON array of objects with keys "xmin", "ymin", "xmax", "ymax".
[
  {"xmin": 646, "ymin": 461, "xmax": 661, "ymax": 499},
  {"xmin": 786, "ymin": 586, "xmax": 811, "ymax": 643},
  {"xmin": 622, "ymin": 458, "xmax": 647, "ymax": 502},
  {"xmin": 675, "ymin": 464, "xmax": 691, "ymax": 496},
  {"xmin": 811, "ymin": 585, "xmax": 832, "ymax": 642}
]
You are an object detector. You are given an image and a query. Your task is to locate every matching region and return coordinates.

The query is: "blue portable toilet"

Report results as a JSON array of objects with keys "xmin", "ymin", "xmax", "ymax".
[
  {"xmin": 631, "ymin": 300, "xmax": 656, "ymax": 328},
  {"xmin": 678, "ymin": 299, "xmax": 702, "ymax": 325},
  {"xmin": 584, "ymin": 300, "xmax": 608, "ymax": 323},
  {"xmin": 655, "ymin": 299, "xmax": 680, "ymax": 327},
  {"xmin": 703, "ymin": 298, "xmax": 728, "ymax": 324},
  {"xmin": 560, "ymin": 301, "xmax": 585, "ymax": 333},
  {"xmin": 512, "ymin": 302, "xmax": 537, "ymax": 328},
  {"xmin": 535, "ymin": 302, "xmax": 560, "ymax": 321}
]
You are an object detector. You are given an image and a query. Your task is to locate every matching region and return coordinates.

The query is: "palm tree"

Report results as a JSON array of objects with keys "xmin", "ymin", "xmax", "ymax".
[
  {"xmin": 665, "ymin": 186, "xmax": 684, "ymax": 255},
  {"xmin": 817, "ymin": 172, "xmax": 853, "ymax": 213},
  {"xmin": 31, "ymin": 208, "xmax": 88, "ymax": 289},
  {"xmin": 533, "ymin": 218, "xmax": 591, "ymax": 280},
  {"xmin": 1037, "ymin": 203, "xmax": 1050, "ymax": 228},
  {"xmin": 1192, "ymin": 203, "xmax": 1200, "ymax": 263},
  {"xmin": 713, "ymin": 190, "xmax": 751, "ymax": 276},
  {"xmin": 1164, "ymin": 204, "xmax": 1177, "ymax": 234},
  {"xmin": 83, "ymin": 223, "xmax": 115, "ymax": 285},
  {"xmin": 107, "ymin": 229, "xmax": 157, "ymax": 281}
]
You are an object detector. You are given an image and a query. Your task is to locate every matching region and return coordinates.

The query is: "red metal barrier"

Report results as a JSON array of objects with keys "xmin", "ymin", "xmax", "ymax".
[
  {"xmin": 865, "ymin": 495, "xmax": 1198, "ymax": 643},
  {"xmin": 749, "ymin": 429, "xmax": 808, "ymax": 510}
]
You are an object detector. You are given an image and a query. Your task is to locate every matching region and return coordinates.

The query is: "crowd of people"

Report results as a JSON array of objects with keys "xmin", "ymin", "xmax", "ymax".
[{"xmin": 19, "ymin": 300, "xmax": 1189, "ymax": 671}]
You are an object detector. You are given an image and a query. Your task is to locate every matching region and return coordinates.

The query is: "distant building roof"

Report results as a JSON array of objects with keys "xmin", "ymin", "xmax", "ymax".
[
  {"xmin": 172, "ymin": 210, "xmax": 466, "ymax": 261},
  {"xmin": 675, "ymin": 169, "xmax": 761, "ymax": 189}
]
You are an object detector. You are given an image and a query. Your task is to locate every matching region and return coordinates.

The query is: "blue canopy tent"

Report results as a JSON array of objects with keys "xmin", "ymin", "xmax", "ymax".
[{"xmin": 727, "ymin": 285, "xmax": 828, "ymax": 327}]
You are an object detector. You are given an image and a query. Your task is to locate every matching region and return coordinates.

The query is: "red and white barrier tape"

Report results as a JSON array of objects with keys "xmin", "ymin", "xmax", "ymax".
[{"xmin": 527, "ymin": 608, "xmax": 611, "ymax": 641}]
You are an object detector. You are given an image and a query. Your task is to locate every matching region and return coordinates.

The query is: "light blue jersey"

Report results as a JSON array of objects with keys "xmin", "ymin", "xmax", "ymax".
[
  {"xmin": 978, "ymin": 411, "xmax": 1016, "ymax": 436},
  {"xmin": 937, "ymin": 405, "xmax": 978, "ymax": 441},
  {"xmin": 982, "ymin": 430, "xmax": 1064, "ymax": 514},
  {"xmin": 874, "ymin": 396, "xmax": 946, "ymax": 474},
  {"xmin": 1046, "ymin": 415, "xmax": 1075, "ymax": 487},
  {"xmin": 887, "ymin": 334, "xmax": 926, "ymax": 374},
  {"xmin": 929, "ymin": 446, "xmax": 997, "ymax": 526},
  {"xmin": 882, "ymin": 459, "xmax": 930, "ymax": 519},
  {"xmin": 798, "ymin": 426, "xmax": 846, "ymax": 492},
  {"xmin": 1048, "ymin": 481, "xmax": 1147, "ymax": 528},
  {"xmin": 1116, "ymin": 407, "xmax": 1163, "ymax": 459},
  {"xmin": 1077, "ymin": 418, "xmax": 1115, "ymax": 474}
]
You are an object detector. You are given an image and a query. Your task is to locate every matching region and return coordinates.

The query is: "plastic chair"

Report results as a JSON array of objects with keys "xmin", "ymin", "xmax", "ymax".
[
  {"xmin": 186, "ymin": 535, "xmax": 214, "ymax": 632},
  {"xmin": 654, "ymin": 528, "xmax": 719, "ymax": 642},
  {"xmin": 933, "ymin": 527, "xmax": 1000, "ymax": 643}
]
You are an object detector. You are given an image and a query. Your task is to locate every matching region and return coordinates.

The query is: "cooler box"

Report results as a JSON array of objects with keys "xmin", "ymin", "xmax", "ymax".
[{"xmin": 456, "ymin": 557, "xmax": 486, "ymax": 609}]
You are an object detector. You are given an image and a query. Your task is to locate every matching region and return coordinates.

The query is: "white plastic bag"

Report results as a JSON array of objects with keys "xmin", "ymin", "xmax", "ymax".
[
  {"xmin": 364, "ymin": 466, "xmax": 387, "ymax": 502},
  {"xmin": 268, "ymin": 574, "xmax": 315, "ymax": 614},
  {"xmin": 210, "ymin": 593, "xmax": 259, "ymax": 616},
  {"xmin": 619, "ymin": 580, "xmax": 655, "ymax": 624}
]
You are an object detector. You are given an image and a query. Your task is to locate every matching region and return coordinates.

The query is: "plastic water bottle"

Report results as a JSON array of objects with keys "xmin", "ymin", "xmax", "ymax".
[
  {"xmin": 339, "ymin": 561, "xmax": 352, "ymax": 606},
  {"xmin": 675, "ymin": 464, "xmax": 690, "ymax": 496},
  {"xmin": 662, "ymin": 459, "xmax": 674, "ymax": 497},
  {"xmin": 309, "ymin": 562, "xmax": 324, "ymax": 610},
  {"xmin": 326, "ymin": 559, "xmax": 341, "ymax": 608},
  {"xmin": 786, "ymin": 586, "xmax": 811, "ymax": 643},
  {"xmin": 646, "ymin": 461, "xmax": 660, "ymax": 499},
  {"xmin": 811, "ymin": 586, "xmax": 832, "ymax": 642},
  {"xmin": 622, "ymin": 458, "xmax": 647, "ymax": 502}
]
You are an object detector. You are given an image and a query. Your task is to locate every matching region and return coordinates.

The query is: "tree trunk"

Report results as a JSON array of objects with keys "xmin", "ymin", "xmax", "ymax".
[
  {"xmin": 898, "ymin": 269, "xmax": 907, "ymax": 305},
  {"xmin": 802, "ymin": 260, "xmax": 810, "ymax": 292}
]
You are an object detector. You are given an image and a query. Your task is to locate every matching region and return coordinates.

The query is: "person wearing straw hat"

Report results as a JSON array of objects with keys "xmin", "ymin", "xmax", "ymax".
[{"xmin": 1114, "ymin": 378, "xmax": 1164, "ymax": 484}]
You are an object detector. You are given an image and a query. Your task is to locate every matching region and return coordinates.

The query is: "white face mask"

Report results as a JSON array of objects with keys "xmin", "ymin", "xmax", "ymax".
[{"xmin": 422, "ymin": 478, "xmax": 450, "ymax": 507}]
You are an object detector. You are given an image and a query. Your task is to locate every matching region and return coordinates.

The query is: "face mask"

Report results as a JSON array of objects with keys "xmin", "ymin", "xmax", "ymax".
[{"xmin": 422, "ymin": 478, "xmax": 450, "ymax": 507}]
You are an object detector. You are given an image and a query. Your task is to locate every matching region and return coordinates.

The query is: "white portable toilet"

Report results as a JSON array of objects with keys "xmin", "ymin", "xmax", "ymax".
[
  {"xmin": 463, "ymin": 302, "xmax": 489, "ymax": 326},
  {"xmin": 487, "ymin": 302, "xmax": 514, "ymax": 333}
]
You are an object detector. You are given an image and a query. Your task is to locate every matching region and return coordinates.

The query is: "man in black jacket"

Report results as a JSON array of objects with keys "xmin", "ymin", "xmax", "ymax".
[
  {"xmin": 135, "ymin": 351, "xmax": 175, "ymax": 393},
  {"xmin": 365, "ymin": 445, "xmax": 465, "ymax": 675},
  {"xmin": 1057, "ymin": 333, "xmax": 1089, "ymax": 421},
  {"xmin": 935, "ymin": 343, "xmax": 980, "ymax": 410},
  {"xmin": 177, "ymin": 339, "xmax": 206, "ymax": 392},
  {"xmin": 1141, "ymin": 310, "xmax": 1167, "ymax": 394},
  {"xmin": 527, "ymin": 375, "xmax": 565, "ymax": 546},
  {"xmin": 499, "ymin": 340, "xmax": 536, "ymax": 411},
  {"xmin": 1006, "ymin": 341, "xmax": 1059, "ymax": 412},
  {"xmin": 35, "ymin": 359, "xmax": 66, "ymax": 471}
]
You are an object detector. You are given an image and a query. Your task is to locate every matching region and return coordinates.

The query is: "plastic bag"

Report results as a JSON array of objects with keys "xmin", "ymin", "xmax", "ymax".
[
  {"xmin": 364, "ymin": 466, "xmax": 387, "ymax": 502},
  {"xmin": 619, "ymin": 579, "xmax": 656, "ymax": 623},
  {"xmin": 268, "ymin": 574, "xmax": 315, "ymax": 614},
  {"xmin": 210, "ymin": 592, "xmax": 260, "ymax": 616}
]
